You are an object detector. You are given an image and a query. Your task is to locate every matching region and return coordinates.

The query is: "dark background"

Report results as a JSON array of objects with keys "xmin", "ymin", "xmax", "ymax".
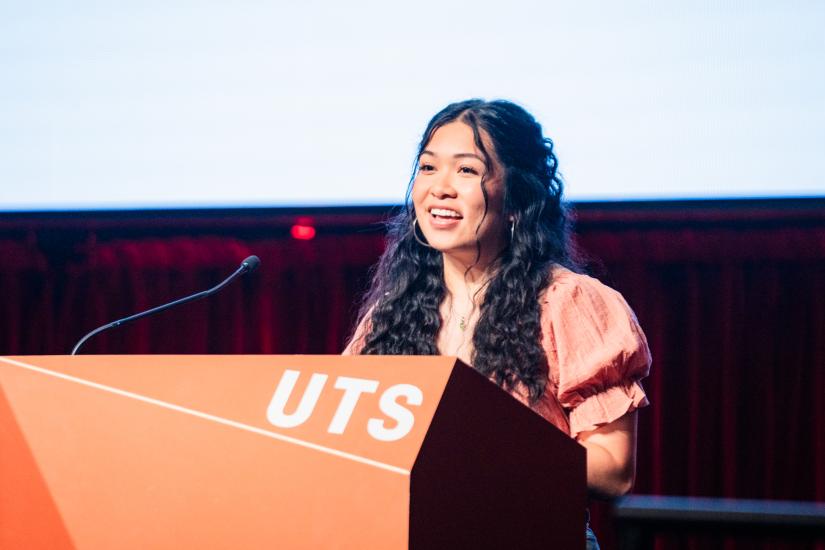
[{"xmin": 2, "ymin": 198, "xmax": 824, "ymax": 549}]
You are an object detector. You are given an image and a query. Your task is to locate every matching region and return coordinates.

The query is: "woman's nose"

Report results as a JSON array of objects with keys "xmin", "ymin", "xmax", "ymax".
[{"xmin": 430, "ymin": 172, "xmax": 458, "ymax": 198}]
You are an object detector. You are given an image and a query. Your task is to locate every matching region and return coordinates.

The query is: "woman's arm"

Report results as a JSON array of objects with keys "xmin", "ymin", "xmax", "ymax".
[
  {"xmin": 342, "ymin": 307, "xmax": 374, "ymax": 355},
  {"xmin": 576, "ymin": 410, "xmax": 638, "ymax": 498}
]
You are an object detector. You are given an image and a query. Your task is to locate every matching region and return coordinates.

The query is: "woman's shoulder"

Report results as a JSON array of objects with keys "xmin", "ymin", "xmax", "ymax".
[
  {"xmin": 543, "ymin": 266, "xmax": 627, "ymax": 308},
  {"xmin": 540, "ymin": 265, "xmax": 648, "ymax": 355}
]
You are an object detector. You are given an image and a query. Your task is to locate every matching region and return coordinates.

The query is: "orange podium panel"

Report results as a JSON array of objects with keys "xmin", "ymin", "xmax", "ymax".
[{"xmin": 0, "ymin": 355, "xmax": 585, "ymax": 549}]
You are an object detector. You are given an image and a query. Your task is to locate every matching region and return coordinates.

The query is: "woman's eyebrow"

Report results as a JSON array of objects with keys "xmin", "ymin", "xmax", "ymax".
[{"xmin": 421, "ymin": 150, "xmax": 485, "ymax": 162}]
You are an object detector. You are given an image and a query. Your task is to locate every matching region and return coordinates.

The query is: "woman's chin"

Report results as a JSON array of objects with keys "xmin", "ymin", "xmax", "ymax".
[
  {"xmin": 426, "ymin": 239, "xmax": 476, "ymax": 260},
  {"xmin": 422, "ymin": 233, "xmax": 460, "ymax": 251}
]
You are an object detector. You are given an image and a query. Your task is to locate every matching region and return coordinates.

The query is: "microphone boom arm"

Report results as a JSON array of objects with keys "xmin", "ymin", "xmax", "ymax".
[{"xmin": 70, "ymin": 255, "xmax": 260, "ymax": 355}]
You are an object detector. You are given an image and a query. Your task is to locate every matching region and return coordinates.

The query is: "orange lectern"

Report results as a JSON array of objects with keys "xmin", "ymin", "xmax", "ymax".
[{"xmin": 0, "ymin": 355, "xmax": 585, "ymax": 549}]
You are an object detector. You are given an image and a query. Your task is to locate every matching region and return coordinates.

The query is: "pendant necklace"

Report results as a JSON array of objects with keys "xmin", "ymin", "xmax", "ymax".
[
  {"xmin": 454, "ymin": 301, "xmax": 473, "ymax": 331},
  {"xmin": 447, "ymin": 298, "xmax": 470, "ymax": 332},
  {"xmin": 447, "ymin": 293, "xmax": 476, "ymax": 333}
]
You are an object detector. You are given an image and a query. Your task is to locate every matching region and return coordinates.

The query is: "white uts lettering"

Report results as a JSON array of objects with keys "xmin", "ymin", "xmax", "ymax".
[
  {"xmin": 367, "ymin": 384, "xmax": 423, "ymax": 442},
  {"xmin": 328, "ymin": 376, "xmax": 379, "ymax": 434},
  {"xmin": 266, "ymin": 370, "xmax": 422, "ymax": 441},
  {"xmin": 266, "ymin": 370, "xmax": 328, "ymax": 428}
]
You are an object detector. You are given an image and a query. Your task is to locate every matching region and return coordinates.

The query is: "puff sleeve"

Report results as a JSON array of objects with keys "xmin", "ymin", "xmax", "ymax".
[{"xmin": 542, "ymin": 271, "xmax": 651, "ymax": 439}]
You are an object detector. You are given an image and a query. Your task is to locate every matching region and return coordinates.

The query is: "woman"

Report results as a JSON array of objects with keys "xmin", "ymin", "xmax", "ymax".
[{"xmin": 344, "ymin": 99, "xmax": 651, "ymax": 547}]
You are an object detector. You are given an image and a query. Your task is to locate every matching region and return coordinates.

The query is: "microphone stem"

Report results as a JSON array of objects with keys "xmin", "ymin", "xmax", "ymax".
[{"xmin": 70, "ymin": 262, "xmax": 251, "ymax": 355}]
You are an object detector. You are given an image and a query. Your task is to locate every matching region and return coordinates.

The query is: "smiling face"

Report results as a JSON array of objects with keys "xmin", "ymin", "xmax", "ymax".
[{"xmin": 411, "ymin": 121, "xmax": 508, "ymax": 267}]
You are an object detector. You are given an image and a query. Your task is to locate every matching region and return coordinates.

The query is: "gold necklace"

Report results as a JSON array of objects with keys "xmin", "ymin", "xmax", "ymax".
[
  {"xmin": 453, "ymin": 302, "xmax": 472, "ymax": 331},
  {"xmin": 446, "ymin": 294, "xmax": 475, "ymax": 332}
]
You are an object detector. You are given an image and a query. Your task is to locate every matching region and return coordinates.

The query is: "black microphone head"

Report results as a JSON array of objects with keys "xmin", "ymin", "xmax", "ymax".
[{"xmin": 241, "ymin": 255, "xmax": 261, "ymax": 273}]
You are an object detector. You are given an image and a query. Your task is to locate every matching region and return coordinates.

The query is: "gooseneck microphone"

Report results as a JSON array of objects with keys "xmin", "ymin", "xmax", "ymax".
[{"xmin": 70, "ymin": 255, "xmax": 261, "ymax": 355}]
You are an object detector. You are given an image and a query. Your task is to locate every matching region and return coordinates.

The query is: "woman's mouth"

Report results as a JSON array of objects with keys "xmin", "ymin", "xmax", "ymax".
[
  {"xmin": 429, "ymin": 207, "xmax": 462, "ymax": 220},
  {"xmin": 430, "ymin": 208, "xmax": 463, "ymax": 229},
  {"xmin": 428, "ymin": 207, "xmax": 463, "ymax": 229}
]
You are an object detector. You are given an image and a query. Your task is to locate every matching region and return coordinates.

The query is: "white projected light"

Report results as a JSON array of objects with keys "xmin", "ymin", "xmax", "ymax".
[{"xmin": 1, "ymin": 2, "xmax": 823, "ymax": 211}]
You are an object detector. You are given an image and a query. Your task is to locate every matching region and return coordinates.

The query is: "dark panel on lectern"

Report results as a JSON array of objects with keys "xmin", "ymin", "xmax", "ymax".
[{"xmin": 409, "ymin": 362, "xmax": 586, "ymax": 549}]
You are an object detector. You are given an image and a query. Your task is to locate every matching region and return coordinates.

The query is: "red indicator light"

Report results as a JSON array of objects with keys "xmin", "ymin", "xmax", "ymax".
[{"xmin": 291, "ymin": 223, "xmax": 316, "ymax": 240}]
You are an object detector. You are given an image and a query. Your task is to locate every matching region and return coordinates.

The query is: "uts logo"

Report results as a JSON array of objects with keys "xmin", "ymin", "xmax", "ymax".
[{"xmin": 266, "ymin": 370, "xmax": 423, "ymax": 442}]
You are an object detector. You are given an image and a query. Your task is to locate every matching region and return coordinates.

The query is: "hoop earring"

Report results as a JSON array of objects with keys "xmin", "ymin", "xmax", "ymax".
[
  {"xmin": 510, "ymin": 219, "xmax": 515, "ymax": 242},
  {"xmin": 412, "ymin": 219, "xmax": 433, "ymax": 248}
]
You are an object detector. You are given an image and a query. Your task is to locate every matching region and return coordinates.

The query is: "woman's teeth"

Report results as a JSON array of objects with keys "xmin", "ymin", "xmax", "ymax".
[{"xmin": 430, "ymin": 208, "xmax": 462, "ymax": 219}]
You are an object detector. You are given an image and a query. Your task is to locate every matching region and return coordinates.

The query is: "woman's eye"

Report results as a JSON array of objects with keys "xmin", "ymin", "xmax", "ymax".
[
  {"xmin": 459, "ymin": 166, "xmax": 480, "ymax": 175},
  {"xmin": 418, "ymin": 164, "xmax": 435, "ymax": 172}
]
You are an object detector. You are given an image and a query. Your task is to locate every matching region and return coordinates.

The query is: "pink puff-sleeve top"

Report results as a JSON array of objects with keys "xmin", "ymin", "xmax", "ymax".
[
  {"xmin": 515, "ymin": 269, "xmax": 651, "ymax": 438},
  {"xmin": 343, "ymin": 269, "xmax": 651, "ymax": 439}
]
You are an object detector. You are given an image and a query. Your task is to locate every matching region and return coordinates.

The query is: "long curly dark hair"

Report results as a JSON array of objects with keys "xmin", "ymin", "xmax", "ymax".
[{"xmin": 355, "ymin": 99, "xmax": 575, "ymax": 402}]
